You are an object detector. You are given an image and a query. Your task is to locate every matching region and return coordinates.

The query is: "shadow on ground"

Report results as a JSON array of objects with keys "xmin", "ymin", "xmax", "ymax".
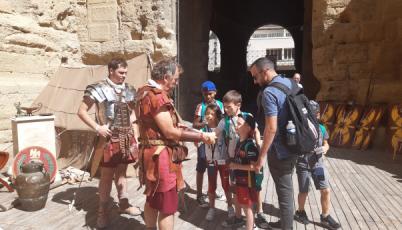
[{"xmin": 52, "ymin": 186, "xmax": 145, "ymax": 229}]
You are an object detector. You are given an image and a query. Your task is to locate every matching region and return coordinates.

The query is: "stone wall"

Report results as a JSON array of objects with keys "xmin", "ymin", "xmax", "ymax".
[
  {"xmin": 312, "ymin": 0, "xmax": 402, "ymax": 104},
  {"xmin": 0, "ymin": 0, "xmax": 177, "ymax": 148}
]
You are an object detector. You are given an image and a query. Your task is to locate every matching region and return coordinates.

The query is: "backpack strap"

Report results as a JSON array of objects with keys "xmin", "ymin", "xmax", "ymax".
[
  {"xmin": 268, "ymin": 78, "xmax": 301, "ymax": 96},
  {"xmin": 200, "ymin": 101, "xmax": 206, "ymax": 121},
  {"xmin": 216, "ymin": 100, "xmax": 224, "ymax": 112}
]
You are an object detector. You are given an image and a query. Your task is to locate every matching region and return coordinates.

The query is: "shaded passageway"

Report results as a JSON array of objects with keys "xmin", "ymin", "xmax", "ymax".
[{"xmin": 178, "ymin": 0, "xmax": 318, "ymax": 120}]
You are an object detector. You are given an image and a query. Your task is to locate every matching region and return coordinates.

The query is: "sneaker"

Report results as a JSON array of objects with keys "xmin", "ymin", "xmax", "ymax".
[
  {"xmin": 206, "ymin": 208, "xmax": 216, "ymax": 221},
  {"xmin": 294, "ymin": 210, "xmax": 309, "ymax": 224},
  {"xmin": 236, "ymin": 223, "xmax": 257, "ymax": 230},
  {"xmin": 320, "ymin": 214, "xmax": 341, "ymax": 229},
  {"xmin": 197, "ymin": 195, "xmax": 209, "ymax": 208},
  {"xmin": 268, "ymin": 220, "xmax": 282, "ymax": 230},
  {"xmin": 221, "ymin": 217, "xmax": 245, "ymax": 228},
  {"xmin": 227, "ymin": 206, "xmax": 235, "ymax": 218},
  {"xmin": 255, "ymin": 213, "xmax": 270, "ymax": 229},
  {"xmin": 216, "ymin": 190, "xmax": 226, "ymax": 201}
]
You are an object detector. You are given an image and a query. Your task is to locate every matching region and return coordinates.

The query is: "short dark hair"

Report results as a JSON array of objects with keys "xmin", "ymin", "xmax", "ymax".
[
  {"xmin": 108, "ymin": 58, "xmax": 127, "ymax": 72},
  {"xmin": 205, "ymin": 103, "xmax": 223, "ymax": 121},
  {"xmin": 251, "ymin": 57, "xmax": 275, "ymax": 71},
  {"xmin": 223, "ymin": 90, "xmax": 242, "ymax": 104},
  {"xmin": 151, "ymin": 58, "xmax": 183, "ymax": 80}
]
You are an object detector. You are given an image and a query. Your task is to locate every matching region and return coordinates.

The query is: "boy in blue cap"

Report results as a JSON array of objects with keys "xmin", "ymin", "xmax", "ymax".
[{"xmin": 193, "ymin": 80, "xmax": 224, "ymax": 206}]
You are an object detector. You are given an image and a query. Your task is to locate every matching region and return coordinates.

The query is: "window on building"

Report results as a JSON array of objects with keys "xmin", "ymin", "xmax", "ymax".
[
  {"xmin": 266, "ymin": 49, "xmax": 283, "ymax": 61},
  {"xmin": 208, "ymin": 31, "xmax": 221, "ymax": 71},
  {"xmin": 283, "ymin": 48, "xmax": 295, "ymax": 60},
  {"xmin": 247, "ymin": 24, "xmax": 295, "ymax": 70}
]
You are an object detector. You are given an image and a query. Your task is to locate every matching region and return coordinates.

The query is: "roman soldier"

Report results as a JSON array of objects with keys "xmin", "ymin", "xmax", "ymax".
[
  {"xmin": 135, "ymin": 58, "xmax": 216, "ymax": 230},
  {"xmin": 78, "ymin": 58, "xmax": 141, "ymax": 228}
]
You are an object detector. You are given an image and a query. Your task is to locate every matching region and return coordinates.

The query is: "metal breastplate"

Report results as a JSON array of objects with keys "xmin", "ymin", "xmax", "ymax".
[
  {"xmin": 85, "ymin": 80, "xmax": 136, "ymax": 127},
  {"xmin": 111, "ymin": 99, "xmax": 131, "ymax": 131}
]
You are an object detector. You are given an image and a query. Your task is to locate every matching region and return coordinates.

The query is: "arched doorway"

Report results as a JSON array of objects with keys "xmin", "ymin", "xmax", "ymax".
[
  {"xmin": 178, "ymin": 0, "xmax": 316, "ymax": 119},
  {"xmin": 247, "ymin": 24, "xmax": 296, "ymax": 73}
]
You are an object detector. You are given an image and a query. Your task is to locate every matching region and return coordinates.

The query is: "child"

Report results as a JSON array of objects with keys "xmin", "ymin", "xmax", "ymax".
[
  {"xmin": 294, "ymin": 100, "xmax": 341, "ymax": 229},
  {"xmin": 216, "ymin": 90, "xmax": 263, "ymax": 228},
  {"xmin": 201, "ymin": 104, "xmax": 232, "ymax": 221},
  {"xmin": 229, "ymin": 113, "xmax": 262, "ymax": 230},
  {"xmin": 193, "ymin": 80, "xmax": 224, "ymax": 207}
]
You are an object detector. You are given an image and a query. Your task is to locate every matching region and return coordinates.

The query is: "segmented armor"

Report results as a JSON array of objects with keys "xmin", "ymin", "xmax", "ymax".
[{"xmin": 84, "ymin": 79, "xmax": 136, "ymax": 155}]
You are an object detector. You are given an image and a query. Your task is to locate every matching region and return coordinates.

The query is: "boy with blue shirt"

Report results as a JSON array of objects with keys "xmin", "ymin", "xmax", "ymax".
[{"xmin": 294, "ymin": 100, "xmax": 340, "ymax": 229}]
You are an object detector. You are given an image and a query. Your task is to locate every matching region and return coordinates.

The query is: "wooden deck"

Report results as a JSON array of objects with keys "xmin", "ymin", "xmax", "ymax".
[{"xmin": 1, "ymin": 146, "xmax": 401, "ymax": 230}]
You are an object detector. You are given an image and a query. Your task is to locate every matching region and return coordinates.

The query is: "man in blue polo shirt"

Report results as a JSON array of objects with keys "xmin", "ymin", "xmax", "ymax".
[{"xmin": 250, "ymin": 57, "xmax": 297, "ymax": 230}]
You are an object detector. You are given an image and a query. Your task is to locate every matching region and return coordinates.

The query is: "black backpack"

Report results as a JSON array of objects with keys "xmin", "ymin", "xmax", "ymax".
[{"xmin": 268, "ymin": 79, "xmax": 320, "ymax": 155}]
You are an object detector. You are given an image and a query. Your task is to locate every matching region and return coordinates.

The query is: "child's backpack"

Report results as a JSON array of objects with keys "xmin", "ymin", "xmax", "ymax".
[
  {"xmin": 268, "ymin": 78, "xmax": 320, "ymax": 155},
  {"xmin": 242, "ymin": 139, "xmax": 263, "ymax": 190}
]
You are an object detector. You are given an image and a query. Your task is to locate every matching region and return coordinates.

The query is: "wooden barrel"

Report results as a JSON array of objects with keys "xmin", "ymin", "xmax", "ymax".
[
  {"xmin": 329, "ymin": 104, "xmax": 363, "ymax": 147},
  {"xmin": 351, "ymin": 105, "xmax": 385, "ymax": 150}
]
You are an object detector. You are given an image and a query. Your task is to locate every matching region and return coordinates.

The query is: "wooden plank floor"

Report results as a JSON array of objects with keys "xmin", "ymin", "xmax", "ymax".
[{"xmin": 1, "ymin": 146, "xmax": 402, "ymax": 230}]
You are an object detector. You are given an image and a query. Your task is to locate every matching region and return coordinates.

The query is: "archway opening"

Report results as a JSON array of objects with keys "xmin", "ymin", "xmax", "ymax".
[{"xmin": 247, "ymin": 24, "xmax": 296, "ymax": 73}]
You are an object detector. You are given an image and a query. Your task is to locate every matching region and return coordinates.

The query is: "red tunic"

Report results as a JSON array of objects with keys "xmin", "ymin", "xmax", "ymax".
[{"xmin": 136, "ymin": 85, "xmax": 184, "ymax": 196}]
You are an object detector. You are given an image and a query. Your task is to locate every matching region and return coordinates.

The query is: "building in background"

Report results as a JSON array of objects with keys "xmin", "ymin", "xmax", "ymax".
[
  {"xmin": 247, "ymin": 25, "xmax": 295, "ymax": 70},
  {"xmin": 208, "ymin": 25, "xmax": 295, "ymax": 72}
]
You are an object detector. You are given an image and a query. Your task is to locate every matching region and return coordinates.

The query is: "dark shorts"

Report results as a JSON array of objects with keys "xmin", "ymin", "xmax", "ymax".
[
  {"xmin": 146, "ymin": 187, "xmax": 178, "ymax": 215},
  {"xmin": 296, "ymin": 154, "xmax": 329, "ymax": 193},
  {"xmin": 196, "ymin": 146, "xmax": 207, "ymax": 173},
  {"xmin": 236, "ymin": 186, "xmax": 258, "ymax": 207}
]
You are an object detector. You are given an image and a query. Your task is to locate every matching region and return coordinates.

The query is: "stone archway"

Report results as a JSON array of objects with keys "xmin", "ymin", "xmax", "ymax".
[{"xmin": 178, "ymin": 0, "xmax": 317, "ymax": 119}]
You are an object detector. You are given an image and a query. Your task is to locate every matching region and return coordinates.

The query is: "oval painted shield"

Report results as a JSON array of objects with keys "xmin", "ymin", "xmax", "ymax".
[{"xmin": 13, "ymin": 146, "xmax": 57, "ymax": 182}]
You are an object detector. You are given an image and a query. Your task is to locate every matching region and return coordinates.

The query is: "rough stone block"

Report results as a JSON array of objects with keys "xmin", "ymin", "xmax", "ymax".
[
  {"xmin": 312, "ymin": 26, "xmax": 332, "ymax": 48},
  {"xmin": 88, "ymin": 4, "xmax": 117, "ymax": 23},
  {"xmin": 397, "ymin": 18, "xmax": 402, "ymax": 39},
  {"xmin": 80, "ymin": 42, "xmax": 102, "ymax": 56},
  {"xmin": 87, "ymin": 0, "xmax": 108, "ymax": 5},
  {"xmin": 334, "ymin": 44, "xmax": 368, "ymax": 64},
  {"xmin": 5, "ymin": 33, "xmax": 60, "ymax": 52},
  {"xmin": 371, "ymin": 43, "xmax": 398, "ymax": 76},
  {"xmin": 315, "ymin": 63, "xmax": 348, "ymax": 81},
  {"xmin": 101, "ymin": 40, "xmax": 123, "ymax": 54},
  {"xmin": 371, "ymin": 81, "xmax": 402, "ymax": 103},
  {"xmin": 360, "ymin": 21, "xmax": 384, "ymax": 42},
  {"xmin": 332, "ymin": 23, "xmax": 360, "ymax": 43},
  {"xmin": 313, "ymin": 45, "xmax": 335, "ymax": 65},
  {"xmin": 384, "ymin": 1, "xmax": 402, "ymax": 21},
  {"xmin": 348, "ymin": 63, "xmax": 371, "ymax": 80},
  {"xmin": 0, "ymin": 0, "xmax": 13, "ymax": 13},
  {"xmin": 316, "ymin": 80, "xmax": 349, "ymax": 102},
  {"xmin": 124, "ymin": 40, "xmax": 154, "ymax": 55},
  {"xmin": 88, "ymin": 24, "xmax": 112, "ymax": 42},
  {"xmin": 0, "ymin": 119, "xmax": 11, "ymax": 130},
  {"xmin": 120, "ymin": 2, "xmax": 136, "ymax": 21},
  {"xmin": 368, "ymin": 42, "xmax": 383, "ymax": 66},
  {"xmin": 0, "ymin": 130, "xmax": 12, "ymax": 144},
  {"xmin": 384, "ymin": 20, "xmax": 397, "ymax": 41},
  {"xmin": 0, "ymin": 51, "xmax": 49, "ymax": 74}
]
